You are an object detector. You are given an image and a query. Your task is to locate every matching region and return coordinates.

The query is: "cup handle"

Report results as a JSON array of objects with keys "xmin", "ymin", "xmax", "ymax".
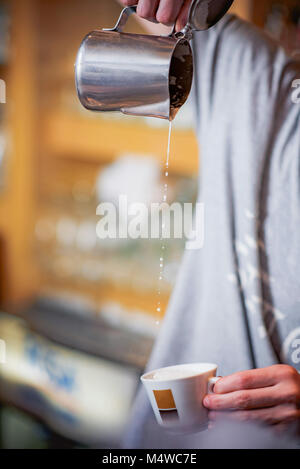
[{"xmin": 207, "ymin": 376, "xmax": 222, "ymax": 394}]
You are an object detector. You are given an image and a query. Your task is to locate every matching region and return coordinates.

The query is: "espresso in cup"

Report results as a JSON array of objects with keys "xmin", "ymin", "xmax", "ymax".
[{"xmin": 141, "ymin": 363, "xmax": 220, "ymax": 434}]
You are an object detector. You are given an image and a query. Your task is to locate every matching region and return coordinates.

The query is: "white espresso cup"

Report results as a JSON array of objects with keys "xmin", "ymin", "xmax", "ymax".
[{"xmin": 141, "ymin": 363, "xmax": 220, "ymax": 434}]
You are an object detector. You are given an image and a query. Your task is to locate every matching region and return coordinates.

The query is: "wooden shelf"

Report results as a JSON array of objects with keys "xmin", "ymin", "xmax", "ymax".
[{"xmin": 43, "ymin": 111, "xmax": 199, "ymax": 177}]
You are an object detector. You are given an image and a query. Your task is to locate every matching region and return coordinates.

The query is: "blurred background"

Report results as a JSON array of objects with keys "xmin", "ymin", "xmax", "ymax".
[{"xmin": 0, "ymin": 0, "xmax": 299, "ymax": 449}]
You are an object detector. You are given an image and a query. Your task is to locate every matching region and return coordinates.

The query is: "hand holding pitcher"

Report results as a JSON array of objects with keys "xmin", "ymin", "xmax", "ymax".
[
  {"xmin": 118, "ymin": 0, "xmax": 194, "ymax": 31},
  {"xmin": 118, "ymin": 0, "xmax": 234, "ymax": 31}
]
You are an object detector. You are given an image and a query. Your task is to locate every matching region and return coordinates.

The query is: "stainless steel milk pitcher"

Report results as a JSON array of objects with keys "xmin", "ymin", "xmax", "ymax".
[{"xmin": 75, "ymin": 0, "xmax": 234, "ymax": 120}]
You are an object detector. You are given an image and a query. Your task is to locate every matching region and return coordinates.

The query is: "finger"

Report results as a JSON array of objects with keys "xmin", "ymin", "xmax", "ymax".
[
  {"xmin": 203, "ymin": 386, "xmax": 285, "ymax": 411},
  {"xmin": 175, "ymin": 0, "xmax": 192, "ymax": 32},
  {"xmin": 137, "ymin": 0, "xmax": 160, "ymax": 20},
  {"xmin": 120, "ymin": 0, "xmax": 137, "ymax": 6},
  {"xmin": 156, "ymin": 0, "xmax": 185, "ymax": 26},
  {"xmin": 213, "ymin": 367, "xmax": 280, "ymax": 395},
  {"xmin": 210, "ymin": 405, "xmax": 300, "ymax": 426}
]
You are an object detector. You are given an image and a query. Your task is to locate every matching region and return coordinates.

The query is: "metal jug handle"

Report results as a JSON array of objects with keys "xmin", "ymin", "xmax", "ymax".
[
  {"xmin": 103, "ymin": 5, "xmax": 138, "ymax": 33},
  {"xmin": 103, "ymin": 1, "xmax": 232, "ymax": 37},
  {"xmin": 103, "ymin": 4, "xmax": 192, "ymax": 39},
  {"xmin": 168, "ymin": 24, "xmax": 193, "ymax": 40}
]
